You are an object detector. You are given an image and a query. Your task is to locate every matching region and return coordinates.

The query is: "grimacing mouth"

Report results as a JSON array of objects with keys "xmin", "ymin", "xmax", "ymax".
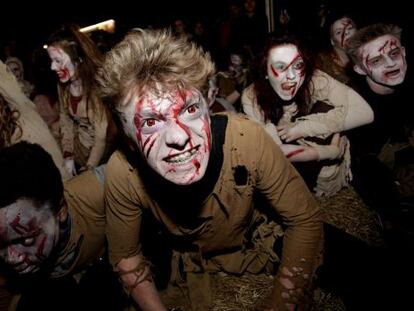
[
  {"xmin": 281, "ymin": 82, "xmax": 296, "ymax": 91},
  {"xmin": 384, "ymin": 68, "xmax": 401, "ymax": 77},
  {"xmin": 163, "ymin": 145, "xmax": 200, "ymax": 164}
]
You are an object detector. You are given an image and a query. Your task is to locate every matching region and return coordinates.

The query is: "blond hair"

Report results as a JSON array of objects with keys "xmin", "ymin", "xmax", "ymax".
[
  {"xmin": 346, "ymin": 23, "xmax": 402, "ymax": 65},
  {"xmin": 96, "ymin": 28, "xmax": 215, "ymax": 109}
]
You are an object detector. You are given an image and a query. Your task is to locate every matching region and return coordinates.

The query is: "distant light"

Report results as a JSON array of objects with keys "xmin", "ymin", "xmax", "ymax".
[
  {"xmin": 43, "ymin": 44, "xmax": 48, "ymax": 49},
  {"xmin": 80, "ymin": 19, "xmax": 115, "ymax": 34}
]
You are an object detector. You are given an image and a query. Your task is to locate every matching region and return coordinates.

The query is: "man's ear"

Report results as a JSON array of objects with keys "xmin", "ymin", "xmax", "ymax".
[
  {"xmin": 330, "ymin": 38, "xmax": 335, "ymax": 47},
  {"xmin": 353, "ymin": 63, "xmax": 367, "ymax": 76},
  {"xmin": 402, "ymin": 46, "xmax": 406, "ymax": 59}
]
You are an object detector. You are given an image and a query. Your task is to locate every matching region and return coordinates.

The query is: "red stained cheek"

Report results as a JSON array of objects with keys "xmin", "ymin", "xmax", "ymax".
[
  {"xmin": 192, "ymin": 159, "xmax": 200, "ymax": 172},
  {"xmin": 36, "ymin": 235, "xmax": 47, "ymax": 259},
  {"xmin": 270, "ymin": 65, "xmax": 279, "ymax": 78},
  {"xmin": 62, "ymin": 68, "xmax": 70, "ymax": 79},
  {"xmin": 145, "ymin": 136, "xmax": 157, "ymax": 158}
]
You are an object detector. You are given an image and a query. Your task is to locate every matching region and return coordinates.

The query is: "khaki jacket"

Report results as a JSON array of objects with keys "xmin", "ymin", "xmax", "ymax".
[{"xmin": 105, "ymin": 114, "xmax": 323, "ymax": 309}]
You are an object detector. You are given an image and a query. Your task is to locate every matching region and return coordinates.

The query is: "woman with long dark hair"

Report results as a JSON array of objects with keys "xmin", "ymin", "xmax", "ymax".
[{"xmin": 242, "ymin": 32, "xmax": 373, "ymax": 196}]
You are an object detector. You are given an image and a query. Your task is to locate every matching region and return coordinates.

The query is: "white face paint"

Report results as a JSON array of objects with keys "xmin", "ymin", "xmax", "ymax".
[
  {"xmin": 267, "ymin": 44, "xmax": 306, "ymax": 101},
  {"xmin": 117, "ymin": 88, "xmax": 212, "ymax": 185},
  {"xmin": 0, "ymin": 199, "xmax": 59, "ymax": 275},
  {"xmin": 358, "ymin": 34, "xmax": 407, "ymax": 87},
  {"xmin": 47, "ymin": 46, "xmax": 76, "ymax": 83},
  {"xmin": 6, "ymin": 61, "xmax": 23, "ymax": 80},
  {"xmin": 229, "ymin": 53, "xmax": 243, "ymax": 78},
  {"xmin": 331, "ymin": 17, "xmax": 356, "ymax": 50}
]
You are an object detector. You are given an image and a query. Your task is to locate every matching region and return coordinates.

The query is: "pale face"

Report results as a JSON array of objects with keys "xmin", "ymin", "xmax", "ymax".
[
  {"xmin": 358, "ymin": 34, "xmax": 407, "ymax": 87},
  {"xmin": 331, "ymin": 17, "xmax": 356, "ymax": 50},
  {"xmin": 229, "ymin": 53, "xmax": 243, "ymax": 78},
  {"xmin": 267, "ymin": 44, "xmax": 306, "ymax": 101},
  {"xmin": 7, "ymin": 61, "xmax": 23, "ymax": 80},
  {"xmin": 0, "ymin": 199, "xmax": 59, "ymax": 275},
  {"xmin": 47, "ymin": 46, "xmax": 76, "ymax": 83},
  {"xmin": 118, "ymin": 88, "xmax": 212, "ymax": 185}
]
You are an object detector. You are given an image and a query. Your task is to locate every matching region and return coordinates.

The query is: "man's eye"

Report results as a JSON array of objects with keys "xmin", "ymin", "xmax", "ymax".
[
  {"xmin": 186, "ymin": 104, "xmax": 199, "ymax": 114},
  {"xmin": 368, "ymin": 57, "xmax": 382, "ymax": 67},
  {"xmin": 143, "ymin": 119, "xmax": 157, "ymax": 127},
  {"xmin": 390, "ymin": 49, "xmax": 401, "ymax": 59},
  {"xmin": 22, "ymin": 238, "xmax": 35, "ymax": 246}
]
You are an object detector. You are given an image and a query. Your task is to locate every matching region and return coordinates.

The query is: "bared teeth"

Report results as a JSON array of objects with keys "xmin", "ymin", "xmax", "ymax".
[{"xmin": 165, "ymin": 148, "xmax": 197, "ymax": 164}]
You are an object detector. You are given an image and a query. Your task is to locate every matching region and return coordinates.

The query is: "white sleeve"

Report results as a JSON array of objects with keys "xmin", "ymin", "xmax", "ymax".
[
  {"xmin": 294, "ymin": 70, "xmax": 373, "ymax": 138},
  {"xmin": 241, "ymin": 85, "xmax": 283, "ymax": 145}
]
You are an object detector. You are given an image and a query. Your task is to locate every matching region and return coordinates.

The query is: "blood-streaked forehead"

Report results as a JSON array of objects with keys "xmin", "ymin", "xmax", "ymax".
[
  {"xmin": 137, "ymin": 89, "xmax": 194, "ymax": 116},
  {"xmin": 361, "ymin": 35, "xmax": 401, "ymax": 63},
  {"xmin": 268, "ymin": 44, "xmax": 301, "ymax": 66},
  {"xmin": 332, "ymin": 17, "xmax": 354, "ymax": 32}
]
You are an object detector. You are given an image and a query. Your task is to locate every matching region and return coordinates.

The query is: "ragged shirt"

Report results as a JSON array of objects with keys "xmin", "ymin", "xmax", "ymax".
[{"xmin": 105, "ymin": 113, "xmax": 323, "ymax": 310}]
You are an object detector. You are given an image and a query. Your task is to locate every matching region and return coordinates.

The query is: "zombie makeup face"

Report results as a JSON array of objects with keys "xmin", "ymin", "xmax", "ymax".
[
  {"xmin": 118, "ymin": 88, "xmax": 212, "ymax": 185},
  {"xmin": 267, "ymin": 44, "xmax": 306, "ymax": 101},
  {"xmin": 0, "ymin": 199, "xmax": 59, "ymax": 275},
  {"xmin": 229, "ymin": 53, "xmax": 243, "ymax": 78},
  {"xmin": 356, "ymin": 34, "xmax": 407, "ymax": 88},
  {"xmin": 47, "ymin": 46, "xmax": 76, "ymax": 83},
  {"xmin": 7, "ymin": 61, "xmax": 23, "ymax": 81},
  {"xmin": 331, "ymin": 17, "xmax": 356, "ymax": 50}
]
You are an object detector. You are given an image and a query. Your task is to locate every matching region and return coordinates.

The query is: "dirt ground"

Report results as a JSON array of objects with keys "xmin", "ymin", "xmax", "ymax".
[{"xmin": 160, "ymin": 186, "xmax": 384, "ymax": 311}]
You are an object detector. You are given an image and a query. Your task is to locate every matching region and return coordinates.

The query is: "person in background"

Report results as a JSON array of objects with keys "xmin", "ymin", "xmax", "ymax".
[
  {"xmin": 242, "ymin": 32, "xmax": 373, "ymax": 196},
  {"xmin": 5, "ymin": 57, "xmax": 34, "ymax": 99},
  {"xmin": 96, "ymin": 28, "xmax": 323, "ymax": 311},
  {"xmin": 46, "ymin": 23, "xmax": 114, "ymax": 176},
  {"xmin": 215, "ymin": 49, "xmax": 251, "ymax": 112},
  {"xmin": 316, "ymin": 11, "xmax": 357, "ymax": 85},
  {"xmin": 0, "ymin": 59, "xmax": 70, "ymax": 180},
  {"xmin": 346, "ymin": 23, "xmax": 414, "ymax": 243},
  {"xmin": 0, "ymin": 142, "xmax": 124, "ymax": 311}
]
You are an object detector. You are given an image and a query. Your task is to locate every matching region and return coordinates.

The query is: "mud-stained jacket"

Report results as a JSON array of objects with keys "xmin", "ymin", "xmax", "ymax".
[{"xmin": 105, "ymin": 113, "xmax": 323, "ymax": 310}]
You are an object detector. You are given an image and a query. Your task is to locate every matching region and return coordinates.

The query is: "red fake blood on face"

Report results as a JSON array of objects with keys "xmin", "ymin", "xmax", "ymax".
[
  {"xmin": 271, "ymin": 65, "xmax": 279, "ymax": 77},
  {"xmin": 36, "ymin": 235, "xmax": 47, "ymax": 260},
  {"xmin": 62, "ymin": 67, "xmax": 70, "ymax": 80},
  {"xmin": 10, "ymin": 215, "xmax": 36, "ymax": 235},
  {"xmin": 340, "ymin": 20, "xmax": 352, "ymax": 47}
]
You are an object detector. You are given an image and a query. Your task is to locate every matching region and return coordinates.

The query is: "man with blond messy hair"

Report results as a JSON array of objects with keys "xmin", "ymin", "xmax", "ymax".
[{"xmin": 96, "ymin": 28, "xmax": 322, "ymax": 311}]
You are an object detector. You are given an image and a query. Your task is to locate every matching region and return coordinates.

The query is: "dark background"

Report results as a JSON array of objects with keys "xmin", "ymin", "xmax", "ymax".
[
  {"xmin": 1, "ymin": 0, "xmax": 412, "ymax": 76},
  {"xmin": 1, "ymin": 0, "xmax": 411, "ymax": 48}
]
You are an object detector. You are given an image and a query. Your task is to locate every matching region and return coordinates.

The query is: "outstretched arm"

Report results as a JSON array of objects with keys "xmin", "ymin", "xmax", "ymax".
[
  {"xmin": 280, "ymin": 144, "xmax": 318, "ymax": 162},
  {"xmin": 277, "ymin": 70, "xmax": 373, "ymax": 141}
]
